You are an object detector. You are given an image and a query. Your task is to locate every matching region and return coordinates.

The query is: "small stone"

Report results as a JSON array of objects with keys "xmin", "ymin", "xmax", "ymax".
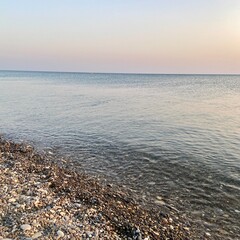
[
  {"xmin": 57, "ymin": 230, "xmax": 64, "ymax": 238},
  {"xmin": 12, "ymin": 225, "xmax": 17, "ymax": 233},
  {"xmin": 183, "ymin": 227, "xmax": 190, "ymax": 231},
  {"xmin": 95, "ymin": 228, "xmax": 99, "ymax": 239},
  {"xmin": 74, "ymin": 203, "xmax": 81, "ymax": 208},
  {"xmin": 32, "ymin": 231, "xmax": 42, "ymax": 239},
  {"xmin": 86, "ymin": 231, "xmax": 92, "ymax": 238},
  {"xmin": 8, "ymin": 198, "xmax": 16, "ymax": 203},
  {"xmin": 162, "ymin": 218, "xmax": 168, "ymax": 224},
  {"xmin": 21, "ymin": 224, "xmax": 31, "ymax": 231},
  {"xmin": 134, "ymin": 228, "xmax": 142, "ymax": 240},
  {"xmin": 135, "ymin": 229, "xmax": 140, "ymax": 234},
  {"xmin": 154, "ymin": 200, "xmax": 165, "ymax": 205},
  {"xmin": 32, "ymin": 220, "xmax": 38, "ymax": 227},
  {"xmin": 60, "ymin": 212, "xmax": 65, "ymax": 216},
  {"xmin": 218, "ymin": 229, "xmax": 228, "ymax": 235},
  {"xmin": 205, "ymin": 232, "xmax": 211, "ymax": 237}
]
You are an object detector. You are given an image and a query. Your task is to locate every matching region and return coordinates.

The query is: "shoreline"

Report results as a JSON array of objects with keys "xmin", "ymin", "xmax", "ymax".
[{"xmin": 0, "ymin": 137, "xmax": 196, "ymax": 239}]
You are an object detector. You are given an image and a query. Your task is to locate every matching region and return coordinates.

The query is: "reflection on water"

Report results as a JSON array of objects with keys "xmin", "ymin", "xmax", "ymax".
[{"xmin": 0, "ymin": 71, "xmax": 240, "ymax": 239}]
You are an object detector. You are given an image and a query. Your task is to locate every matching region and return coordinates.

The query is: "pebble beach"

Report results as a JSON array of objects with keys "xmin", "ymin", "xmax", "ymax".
[{"xmin": 0, "ymin": 136, "xmax": 197, "ymax": 240}]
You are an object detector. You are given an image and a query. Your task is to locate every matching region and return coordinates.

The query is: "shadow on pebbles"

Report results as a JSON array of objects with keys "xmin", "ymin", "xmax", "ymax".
[{"xmin": 0, "ymin": 137, "xmax": 194, "ymax": 240}]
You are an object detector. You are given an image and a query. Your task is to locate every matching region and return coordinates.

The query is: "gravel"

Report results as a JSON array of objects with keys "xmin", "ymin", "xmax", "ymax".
[{"xmin": 0, "ymin": 137, "xmax": 195, "ymax": 239}]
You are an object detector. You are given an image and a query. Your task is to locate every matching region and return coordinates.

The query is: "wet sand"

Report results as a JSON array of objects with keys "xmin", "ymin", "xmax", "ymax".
[{"xmin": 0, "ymin": 137, "xmax": 199, "ymax": 239}]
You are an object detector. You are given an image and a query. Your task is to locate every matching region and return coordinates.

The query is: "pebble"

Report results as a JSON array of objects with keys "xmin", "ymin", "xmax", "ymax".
[
  {"xmin": 134, "ymin": 228, "xmax": 142, "ymax": 240},
  {"xmin": 162, "ymin": 218, "xmax": 168, "ymax": 224},
  {"xmin": 154, "ymin": 200, "xmax": 165, "ymax": 205},
  {"xmin": 0, "ymin": 139, "xmax": 196, "ymax": 240},
  {"xmin": 32, "ymin": 220, "xmax": 38, "ymax": 227},
  {"xmin": 8, "ymin": 198, "xmax": 16, "ymax": 203},
  {"xmin": 20, "ymin": 224, "xmax": 31, "ymax": 231},
  {"xmin": 60, "ymin": 211, "xmax": 65, "ymax": 216},
  {"xmin": 95, "ymin": 228, "xmax": 99, "ymax": 239},
  {"xmin": 86, "ymin": 231, "xmax": 93, "ymax": 238},
  {"xmin": 57, "ymin": 230, "xmax": 65, "ymax": 238},
  {"xmin": 218, "ymin": 229, "xmax": 229, "ymax": 235},
  {"xmin": 205, "ymin": 232, "xmax": 211, "ymax": 237},
  {"xmin": 32, "ymin": 232, "xmax": 42, "ymax": 239},
  {"xmin": 73, "ymin": 203, "xmax": 81, "ymax": 208}
]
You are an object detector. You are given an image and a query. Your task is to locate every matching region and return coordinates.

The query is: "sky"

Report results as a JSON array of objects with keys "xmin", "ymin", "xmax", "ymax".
[{"xmin": 1, "ymin": 0, "xmax": 240, "ymax": 74}]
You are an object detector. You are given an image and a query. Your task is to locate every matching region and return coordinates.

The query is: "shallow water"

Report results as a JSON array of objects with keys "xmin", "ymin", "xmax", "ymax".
[{"xmin": 0, "ymin": 71, "xmax": 240, "ymax": 238}]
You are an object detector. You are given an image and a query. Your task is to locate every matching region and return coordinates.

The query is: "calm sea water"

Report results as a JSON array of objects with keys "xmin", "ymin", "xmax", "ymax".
[{"xmin": 0, "ymin": 71, "xmax": 240, "ymax": 238}]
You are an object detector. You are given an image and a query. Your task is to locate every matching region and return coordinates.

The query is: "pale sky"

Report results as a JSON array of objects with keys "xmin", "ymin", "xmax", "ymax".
[{"xmin": 1, "ymin": 0, "xmax": 240, "ymax": 74}]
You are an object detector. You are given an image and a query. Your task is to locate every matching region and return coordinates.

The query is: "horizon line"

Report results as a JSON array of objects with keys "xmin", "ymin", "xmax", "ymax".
[{"xmin": 0, "ymin": 69, "xmax": 239, "ymax": 76}]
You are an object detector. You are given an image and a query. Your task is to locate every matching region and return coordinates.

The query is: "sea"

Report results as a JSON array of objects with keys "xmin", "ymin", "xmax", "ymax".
[{"xmin": 0, "ymin": 71, "xmax": 239, "ymax": 239}]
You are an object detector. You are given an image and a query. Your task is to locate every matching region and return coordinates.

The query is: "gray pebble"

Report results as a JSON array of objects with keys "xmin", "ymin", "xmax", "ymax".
[
  {"xmin": 57, "ymin": 230, "xmax": 64, "ymax": 238},
  {"xmin": 21, "ymin": 224, "xmax": 31, "ymax": 231},
  {"xmin": 32, "ymin": 232, "xmax": 42, "ymax": 239}
]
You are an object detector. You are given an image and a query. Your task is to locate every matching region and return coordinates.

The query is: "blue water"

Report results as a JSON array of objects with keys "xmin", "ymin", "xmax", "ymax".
[{"xmin": 0, "ymin": 71, "xmax": 240, "ymax": 239}]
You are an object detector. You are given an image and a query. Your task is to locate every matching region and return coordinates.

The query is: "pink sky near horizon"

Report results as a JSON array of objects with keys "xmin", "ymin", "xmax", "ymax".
[{"xmin": 1, "ymin": 0, "xmax": 240, "ymax": 74}]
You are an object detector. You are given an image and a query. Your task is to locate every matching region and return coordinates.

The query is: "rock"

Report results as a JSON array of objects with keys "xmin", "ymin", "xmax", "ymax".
[
  {"xmin": 0, "ymin": 139, "xmax": 198, "ymax": 239},
  {"xmin": 156, "ymin": 195, "xmax": 163, "ymax": 200},
  {"xmin": 95, "ymin": 228, "xmax": 99, "ymax": 239},
  {"xmin": 8, "ymin": 198, "xmax": 16, "ymax": 203},
  {"xmin": 218, "ymin": 229, "xmax": 228, "ymax": 235},
  {"xmin": 86, "ymin": 231, "xmax": 93, "ymax": 238},
  {"xmin": 134, "ymin": 228, "xmax": 142, "ymax": 240},
  {"xmin": 73, "ymin": 203, "xmax": 81, "ymax": 208},
  {"xmin": 60, "ymin": 212, "xmax": 65, "ymax": 216},
  {"xmin": 162, "ymin": 218, "xmax": 168, "ymax": 224},
  {"xmin": 32, "ymin": 220, "xmax": 38, "ymax": 227},
  {"xmin": 205, "ymin": 232, "xmax": 211, "ymax": 237},
  {"xmin": 57, "ymin": 230, "xmax": 64, "ymax": 238},
  {"xmin": 154, "ymin": 200, "xmax": 165, "ymax": 205},
  {"xmin": 20, "ymin": 224, "xmax": 31, "ymax": 231},
  {"xmin": 64, "ymin": 174, "xmax": 72, "ymax": 178},
  {"xmin": 12, "ymin": 225, "xmax": 17, "ymax": 233},
  {"xmin": 32, "ymin": 231, "xmax": 42, "ymax": 239}
]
